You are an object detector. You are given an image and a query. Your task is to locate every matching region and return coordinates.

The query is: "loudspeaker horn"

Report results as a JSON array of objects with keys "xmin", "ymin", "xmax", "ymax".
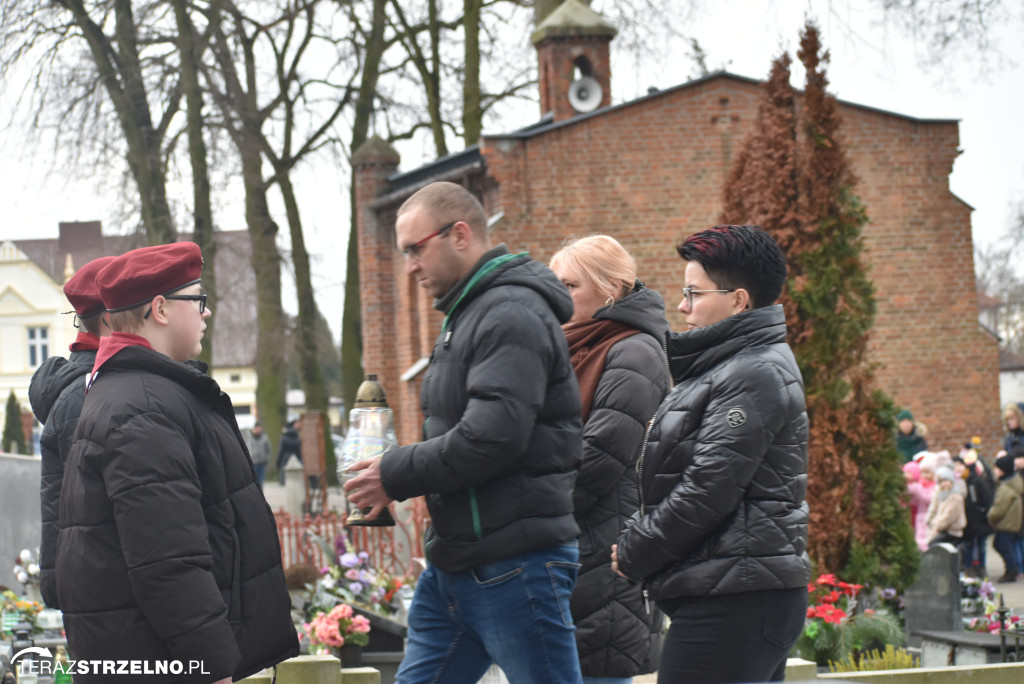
[{"xmin": 567, "ymin": 76, "xmax": 602, "ymax": 113}]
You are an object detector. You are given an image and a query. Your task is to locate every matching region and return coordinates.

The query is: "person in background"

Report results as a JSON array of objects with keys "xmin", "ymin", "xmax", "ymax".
[
  {"xmin": 613, "ymin": 225, "xmax": 809, "ymax": 684},
  {"xmin": 243, "ymin": 421, "xmax": 272, "ymax": 490},
  {"xmin": 906, "ymin": 454, "xmax": 938, "ymax": 552},
  {"xmin": 55, "ymin": 242, "xmax": 298, "ymax": 682},
  {"xmin": 277, "ymin": 419, "xmax": 301, "ymax": 485},
  {"xmin": 896, "ymin": 409, "xmax": 928, "ymax": 463},
  {"xmin": 925, "ymin": 466, "xmax": 966, "ymax": 547},
  {"xmin": 953, "ymin": 455, "xmax": 992, "ymax": 577},
  {"xmin": 550, "ymin": 235, "xmax": 670, "ymax": 683},
  {"xmin": 1014, "ymin": 448, "xmax": 1024, "ymax": 580},
  {"xmin": 29, "ymin": 256, "xmax": 115, "ymax": 608},
  {"xmin": 988, "ymin": 451, "xmax": 1023, "ymax": 583},
  {"xmin": 1003, "ymin": 404, "xmax": 1024, "ymax": 454}
]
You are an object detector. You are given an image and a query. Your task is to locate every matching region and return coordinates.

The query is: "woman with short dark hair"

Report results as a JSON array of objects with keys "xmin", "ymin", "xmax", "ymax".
[{"xmin": 613, "ymin": 225, "xmax": 810, "ymax": 683}]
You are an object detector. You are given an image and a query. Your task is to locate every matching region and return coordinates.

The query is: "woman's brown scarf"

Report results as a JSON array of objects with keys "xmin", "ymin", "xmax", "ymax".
[{"xmin": 564, "ymin": 318, "xmax": 641, "ymax": 423}]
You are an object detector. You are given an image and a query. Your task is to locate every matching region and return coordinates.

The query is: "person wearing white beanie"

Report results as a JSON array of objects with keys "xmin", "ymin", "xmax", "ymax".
[{"xmin": 925, "ymin": 465, "xmax": 967, "ymax": 548}]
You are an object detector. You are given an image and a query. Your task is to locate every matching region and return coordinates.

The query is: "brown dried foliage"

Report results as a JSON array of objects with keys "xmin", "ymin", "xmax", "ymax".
[{"xmin": 720, "ymin": 21, "xmax": 890, "ymax": 576}]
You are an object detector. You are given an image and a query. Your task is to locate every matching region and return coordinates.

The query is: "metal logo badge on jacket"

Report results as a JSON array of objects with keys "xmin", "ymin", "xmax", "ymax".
[{"xmin": 727, "ymin": 407, "xmax": 747, "ymax": 428}]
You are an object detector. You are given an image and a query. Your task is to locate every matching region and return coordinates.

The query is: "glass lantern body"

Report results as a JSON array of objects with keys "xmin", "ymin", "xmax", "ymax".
[{"xmin": 339, "ymin": 407, "xmax": 398, "ymax": 526}]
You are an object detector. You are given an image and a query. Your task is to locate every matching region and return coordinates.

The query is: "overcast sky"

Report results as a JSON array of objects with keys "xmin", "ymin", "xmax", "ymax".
[{"xmin": 1, "ymin": 0, "xmax": 1021, "ymax": 343}]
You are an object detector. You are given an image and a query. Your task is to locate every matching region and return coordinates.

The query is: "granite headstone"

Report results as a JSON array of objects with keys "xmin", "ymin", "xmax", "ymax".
[{"xmin": 905, "ymin": 543, "xmax": 962, "ymax": 647}]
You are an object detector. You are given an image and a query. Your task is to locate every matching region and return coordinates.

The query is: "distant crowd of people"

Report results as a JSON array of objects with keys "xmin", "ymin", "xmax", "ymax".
[{"xmin": 898, "ymin": 406, "xmax": 1024, "ymax": 583}]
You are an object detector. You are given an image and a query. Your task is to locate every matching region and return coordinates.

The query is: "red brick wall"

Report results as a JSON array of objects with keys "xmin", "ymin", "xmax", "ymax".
[{"xmin": 358, "ymin": 73, "xmax": 1001, "ymax": 456}]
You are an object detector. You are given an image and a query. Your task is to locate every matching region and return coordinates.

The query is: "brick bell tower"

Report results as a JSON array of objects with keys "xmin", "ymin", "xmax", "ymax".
[{"xmin": 531, "ymin": 0, "xmax": 617, "ymax": 122}]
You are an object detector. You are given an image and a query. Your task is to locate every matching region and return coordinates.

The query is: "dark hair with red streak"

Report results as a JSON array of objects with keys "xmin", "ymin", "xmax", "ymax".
[{"xmin": 676, "ymin": 225, "xmax": 787, "ymax": 309}]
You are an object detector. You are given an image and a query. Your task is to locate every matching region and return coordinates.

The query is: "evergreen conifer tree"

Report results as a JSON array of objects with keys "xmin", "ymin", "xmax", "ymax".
[
  {"xmin": 720, "ymin": 21, "xmax": 919, "ymax": 590},
  {"xmin": 4, "ymin": 390, "xmax": 27, "ymax": 455}
]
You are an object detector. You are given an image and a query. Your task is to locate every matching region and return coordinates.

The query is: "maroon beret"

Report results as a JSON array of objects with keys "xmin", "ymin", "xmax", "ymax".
[
  {"xmin": 98, "ymin": 242, "xmax": 204, "ymax": 312},
  {"xmin": 64, "ymin": 256, "xmax": 117, "ymax": 316}
]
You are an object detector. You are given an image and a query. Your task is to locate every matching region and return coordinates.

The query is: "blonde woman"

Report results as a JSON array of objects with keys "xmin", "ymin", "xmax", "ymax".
[
  {"xmin": 1003, "ymin": 403, "xmax": 1024, "ymax": 453},
  {"xmin": 550, "ymin": 235, "xmax": 670, "ymax": 683}
]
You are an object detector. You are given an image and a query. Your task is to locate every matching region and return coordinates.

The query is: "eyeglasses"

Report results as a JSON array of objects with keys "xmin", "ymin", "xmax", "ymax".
[
  {"xmin": 166, "ymin": 293, "xmax": 208, "ymax": 314},
  {"xmin": 682, "ymin": 286, "xmax": 735, "ymax": 309},
  {"xmin": 144, "ymin": 293, "xmax": 208, "ymax": 319},
  {"xmin": 401, "ymin": 221, "xmax": 456, "ymax": 260}
]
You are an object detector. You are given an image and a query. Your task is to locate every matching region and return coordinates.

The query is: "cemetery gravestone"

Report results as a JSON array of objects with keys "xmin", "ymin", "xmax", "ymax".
[{"xmin": 905, "ymin": 543, "xmax": 962, "ymax": 648}]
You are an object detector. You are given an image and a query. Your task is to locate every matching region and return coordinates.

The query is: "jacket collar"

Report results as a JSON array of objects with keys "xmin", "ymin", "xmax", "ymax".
[
  {"xmin": 667, "ymin": 305, "xmax": 788, "ymax": 383},
  {"xmin": 434, "ymin": 244, "xmax": 511, "ymax": 314}
]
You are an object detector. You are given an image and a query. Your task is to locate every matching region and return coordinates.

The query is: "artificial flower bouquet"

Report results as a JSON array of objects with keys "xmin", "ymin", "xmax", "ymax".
[
  {"xmin": 306, "ymin": 532, "xmax": 411, "ymax": 618},
  {"xmin": 303, "ymin": 602, "xmax": 371, "ymax": 655},
  {"xmin": 794, "ymin": 573, "xmax": 904, "ymax": 667}
]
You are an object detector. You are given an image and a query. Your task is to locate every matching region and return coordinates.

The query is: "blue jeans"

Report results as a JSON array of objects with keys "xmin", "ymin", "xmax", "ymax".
[
  {"xmin": 253, "ymin": 462, "xmax": 267, "ymax": 490},
  {"xmin": 395, "ymin": 541, "xmax": 583, "ymax": 684}
]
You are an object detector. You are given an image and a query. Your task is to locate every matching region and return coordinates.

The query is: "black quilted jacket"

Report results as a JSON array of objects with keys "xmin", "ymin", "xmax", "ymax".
[
  {"xmin": 570, "ymin": 285, "xmax": 670, "ymax": 678},
  {"xmin": 616, "ymin": 305, "xmax": 811, "ymax": 600},
  {"xmin": 29, "ymin": 350, "xmax": 96, "ymax": 609},
  {"xmin": 380, "ymin": 248, "xmax": 582, "ymax": 573},
  {"xmin": 56, "ymin": 347, "xmax": 298, "ymax": 682}
]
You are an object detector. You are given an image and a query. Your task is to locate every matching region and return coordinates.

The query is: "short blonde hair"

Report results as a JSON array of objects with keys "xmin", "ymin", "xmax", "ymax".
[
  {"xmin": 108, "ymin": 306, "xmax": 148, "ymax": 334},
  {"xmin": 549, "ymin": 235, "xmax": 636, "ymax": 303}
]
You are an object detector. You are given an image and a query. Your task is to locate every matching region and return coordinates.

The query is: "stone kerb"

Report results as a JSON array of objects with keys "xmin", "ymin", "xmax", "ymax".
[
  {"xmin": 815, "ymin": 661, "xmax": 1024, "ymax": 682},
  {"xmin": 241, "ymin": 658, "xmax": 381, "ymax": 684}
]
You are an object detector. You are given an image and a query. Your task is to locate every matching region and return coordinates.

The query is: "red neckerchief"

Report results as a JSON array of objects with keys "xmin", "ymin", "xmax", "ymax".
[
  {"xmin": 91, "ymin": 332, "xmax": 154, "ymax": 379},
  {"xmin": 69, "ymin": 331, "xmax": 101, "ymax": 352}
]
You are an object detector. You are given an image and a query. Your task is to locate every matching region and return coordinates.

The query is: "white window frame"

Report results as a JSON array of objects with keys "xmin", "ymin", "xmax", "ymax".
[{"xmin": 27, "ymin": 326, "xmax": 50, "ymax": 368}]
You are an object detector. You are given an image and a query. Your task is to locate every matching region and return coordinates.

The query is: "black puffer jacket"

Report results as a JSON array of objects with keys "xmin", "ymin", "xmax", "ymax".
[
  {"xmin": 29, "ymin": 349, "xmax": 97, "ymax": 609},
  {"xmin": 570, "ymin": 285, "xmax": 670, "ymax": 678},
  {"xmin": 380, "ymin": 247, "xmax": 582, "ymax": 573},
  {"xmin": 57, "ymin": 346, "xmax": 299, "ymax": 682},
  {"xmin": 617, "ymin": 305, "xmax": 810, "ymax": 600}
]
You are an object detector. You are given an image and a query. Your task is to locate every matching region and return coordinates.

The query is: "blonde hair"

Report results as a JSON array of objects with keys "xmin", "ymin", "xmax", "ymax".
[
  {"xmin": 549, "ymin": 235, "xmax": 636, "ymax": 303},
  {"xmin": 1004, "ymin": 402, "xmax": 1024, "ymax": 431},
  {"xmin": 108, "ymin": 306, "xmax": 148, "ymax": 334}
]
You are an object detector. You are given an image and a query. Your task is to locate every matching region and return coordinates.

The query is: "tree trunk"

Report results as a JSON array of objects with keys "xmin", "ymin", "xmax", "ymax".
[
  {"xmin": 58, "ymin": 0, "xmax": 176, "ymax": 245},
  {"xmin": 277, "ymin": 171, "xmax": 334, "ymax": 478},
  {"xmin": 462, "ymin": 0, "xmax": 483, "ymax": 146},
  {"xmin": 173, "ymin": 0, "xmax": 216, "ymax": 367},
  {"xmin": 243, "ymin": 149, "xmax": 287, "ymax": 456}
]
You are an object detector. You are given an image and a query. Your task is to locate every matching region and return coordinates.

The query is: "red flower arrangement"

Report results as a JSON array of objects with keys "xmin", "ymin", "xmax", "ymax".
[{"xmin": 805, "ymin": 573, "xmax": 864, "ymax": 625}]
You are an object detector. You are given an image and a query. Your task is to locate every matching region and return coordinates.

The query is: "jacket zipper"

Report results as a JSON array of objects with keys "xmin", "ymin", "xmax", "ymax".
[{"xmin": 635, "ymin": 408, "xmax": 658, "ymax": 615}]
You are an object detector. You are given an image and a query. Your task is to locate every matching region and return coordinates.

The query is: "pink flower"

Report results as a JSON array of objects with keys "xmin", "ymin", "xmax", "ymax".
[
  {"xmin": 329, "ymin": 603, "xmax": 354, "ymax": 620},
  {"xmin": 350, "ymin": 615, "xmax": 371, "ymax": 633}
]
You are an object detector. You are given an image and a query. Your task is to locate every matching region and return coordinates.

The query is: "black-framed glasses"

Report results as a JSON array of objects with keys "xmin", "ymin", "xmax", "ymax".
[
  {"xmin": 401, "ymin": 221, "xmax": 456, "ymax": 260},
  {"xmin": 682, "ymin": 286, "xmax": 735, "ymax": 309},
  {"xmin": 144, "ymin": 293, "xmax": 208, "ymax": 319}
]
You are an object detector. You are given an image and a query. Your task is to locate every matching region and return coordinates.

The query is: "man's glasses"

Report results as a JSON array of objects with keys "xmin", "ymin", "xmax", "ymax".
[
  {"xmin": 144, "ymin": 293, "xmax": 208, "ymax": 319},
  {"xmin": 401, "ymin": 221, "xmax": 456, "ymax": 260},
  {"xmin": 682, "ymin": 286, "xmax": 735, "ymax": 309}
]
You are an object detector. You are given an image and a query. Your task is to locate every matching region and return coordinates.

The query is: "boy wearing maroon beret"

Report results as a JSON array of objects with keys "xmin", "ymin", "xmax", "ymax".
[
  {"xmin": 29, "ymin": 255, "xmax": 114, "ymax": 609},
  {"xmin": 56, "ymin": 242, "xmax": 298, "ymax": 683}
]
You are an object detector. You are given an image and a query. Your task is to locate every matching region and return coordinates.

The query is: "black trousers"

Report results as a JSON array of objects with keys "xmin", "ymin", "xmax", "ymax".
[{"xmin": 656, "ymin": 585, "xmax": 808, "ymax": 684}]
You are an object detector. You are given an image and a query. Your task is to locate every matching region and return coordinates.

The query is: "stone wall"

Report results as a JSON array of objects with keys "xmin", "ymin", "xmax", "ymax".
[{"xmin": 0, "ymin": 453, "xmax": 42, "ymax": 592}]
